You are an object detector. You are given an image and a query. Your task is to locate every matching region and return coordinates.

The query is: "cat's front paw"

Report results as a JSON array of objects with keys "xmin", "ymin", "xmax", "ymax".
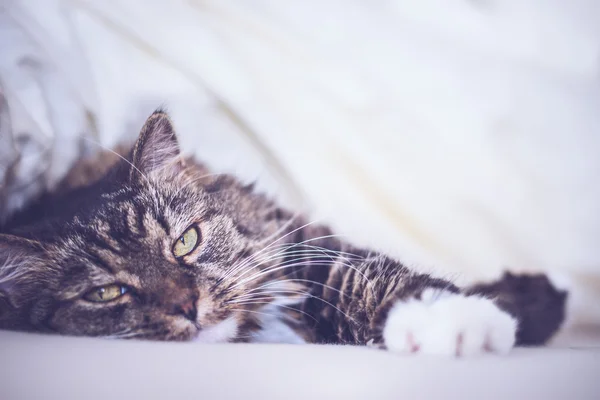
[{"xmin": 383, "ymin": 290, "xmax": 516, "ymax": 357}]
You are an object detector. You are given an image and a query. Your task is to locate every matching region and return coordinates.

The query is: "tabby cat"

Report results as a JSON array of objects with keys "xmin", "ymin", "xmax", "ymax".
[{"xmin": 0, "ymin": 110, "xmax": 566, "ymax": 356}]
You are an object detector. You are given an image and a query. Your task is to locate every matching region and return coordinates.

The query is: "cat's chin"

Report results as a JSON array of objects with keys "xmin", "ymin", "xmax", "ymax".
[{"xmin": 191, "ymin": 316, "xmax": 239, "ymax": 344}]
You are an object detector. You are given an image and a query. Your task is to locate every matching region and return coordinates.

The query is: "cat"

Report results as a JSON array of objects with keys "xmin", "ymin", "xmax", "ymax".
[{"xmin": 0, "ymin": 110, "xmax": 566, "ymax": 356}]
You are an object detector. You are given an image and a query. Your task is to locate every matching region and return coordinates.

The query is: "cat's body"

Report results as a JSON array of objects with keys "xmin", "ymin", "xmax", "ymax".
[{"xmin": 0, "ymin": 111, "xmax": 566, "ymax": 355}]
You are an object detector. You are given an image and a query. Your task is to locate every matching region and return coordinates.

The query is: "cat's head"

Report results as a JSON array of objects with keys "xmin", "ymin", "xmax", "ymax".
[{"xmin": 0, "ymin": 110, "xmax": 297, "ymax": 341}]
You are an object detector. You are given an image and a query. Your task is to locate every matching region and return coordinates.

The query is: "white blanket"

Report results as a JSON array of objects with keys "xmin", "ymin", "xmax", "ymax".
[{"xmin": 1, "ymin": 0, "xmax": 599, "ymax": 323}]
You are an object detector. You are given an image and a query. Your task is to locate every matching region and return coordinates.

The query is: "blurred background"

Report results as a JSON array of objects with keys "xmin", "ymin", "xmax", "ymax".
[{"xmin": 1, "ymin": 0, "xmax": 599, "ymax": 329}]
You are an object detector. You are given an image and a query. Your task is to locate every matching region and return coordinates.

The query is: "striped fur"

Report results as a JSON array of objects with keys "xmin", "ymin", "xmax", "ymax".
[{"xmin": 0, "ymin": 110, "xmax": 566, "ymax": 349}]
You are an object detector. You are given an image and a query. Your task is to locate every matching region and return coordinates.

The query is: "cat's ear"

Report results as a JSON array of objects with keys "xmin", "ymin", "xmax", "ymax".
[
  {"xmin": 0, "ymin": 234, "xmax": 43, "ymax": 319},
  {"xmin": 129, "ymin": 110, "xmax": 185, "ymax": 182}
]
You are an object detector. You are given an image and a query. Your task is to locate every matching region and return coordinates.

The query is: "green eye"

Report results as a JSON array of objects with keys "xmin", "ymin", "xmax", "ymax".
[
  {"xmin": 173, "ymin": 226, "xmax": 200, "ymax": 257},
  {"xmin": 84, "ymin": 285, "xmax": 127, "ymax": 303}
]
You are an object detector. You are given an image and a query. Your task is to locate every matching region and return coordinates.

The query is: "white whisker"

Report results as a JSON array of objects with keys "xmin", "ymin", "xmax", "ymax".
[
  {"xmin": 81, "ymin": 137, "xmax": 151, "ymax": 187},
  {"xmin": 81, "ymin": 137, "xmax": 161, "ymax": 215},
  {"xmin": 230, "ymin": 259, "xmax": 340, "ymax": 289},
  {"xmin": 225, "ymin": 235, "xmax": 359, "ymax": 283},
  {"xmin": 238, "ymin": 278, "xmax": 349, "ymax": 299},
  {"xmin": 232, "ymin": 291, "xmax": 356, "ymax": 323},
  {"xmin": 229, "ymin": 308, "xmax": 282, "ymax": 320},
  {"xmin": 230, "ymin": 301, "xmax": 318, "ymax": 323},
  {"xmin": 255, "ymin": 211, "xmax": 303, "ymax": 246}
]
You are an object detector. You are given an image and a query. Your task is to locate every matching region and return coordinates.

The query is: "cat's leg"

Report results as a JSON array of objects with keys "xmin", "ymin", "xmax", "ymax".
[
  {"xmin": 273, "ymin": 223, "xmax": 566, "ymax": 356},
  {"xmin": 290, "ymin": 247, "xmax": 565, "ymax": 356},
  {"xmin": 288, "ymin": 248, "xmax": 517, "ymax": 355}
]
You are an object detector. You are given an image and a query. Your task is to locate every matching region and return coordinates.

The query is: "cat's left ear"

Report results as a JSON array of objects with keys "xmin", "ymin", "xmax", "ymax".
[{"xmin": 129, "ymin": 110, "xmax": 186, "ymax": 182}]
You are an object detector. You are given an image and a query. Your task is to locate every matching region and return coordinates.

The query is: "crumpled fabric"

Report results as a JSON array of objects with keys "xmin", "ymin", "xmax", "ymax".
[
  {"xmin": 0, "ymin": 3, "xmax": 97, "ymax": 219},
  {"xmin": 0, "ymin": 0, "xmax": 300, "ymax": 221},
  {"xmin": 1, "ymin": 0, "xmax": 600, "ymax": 325}
]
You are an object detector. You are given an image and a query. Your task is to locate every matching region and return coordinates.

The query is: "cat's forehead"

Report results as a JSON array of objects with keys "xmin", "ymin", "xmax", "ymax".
[
  {"xmin": 98, "ymin": 184, "xmax": 155, "ymax": 208},
  {"xmin": 63, "ymin": 183, "xmax": 207, "ymax": 245},
  {"xmin": 56, "ymin": 211, "xmax": 175, "ymax": 273}
]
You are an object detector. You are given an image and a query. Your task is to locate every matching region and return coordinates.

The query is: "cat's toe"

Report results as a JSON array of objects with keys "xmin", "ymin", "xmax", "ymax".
[{"xmin": 382, "ymin": 291, "xmax": 517, "ymax": 357}]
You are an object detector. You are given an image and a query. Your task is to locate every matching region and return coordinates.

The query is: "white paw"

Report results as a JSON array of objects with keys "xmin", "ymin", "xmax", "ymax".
[{"xmin": 383, "ymin": 290, "xmax": 517, "ymax": 357}]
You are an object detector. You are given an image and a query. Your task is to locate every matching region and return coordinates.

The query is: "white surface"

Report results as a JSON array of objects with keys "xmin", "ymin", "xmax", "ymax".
[{"xmin": 1, "ymin": 330, "xmax": 599, "ymax": 400}]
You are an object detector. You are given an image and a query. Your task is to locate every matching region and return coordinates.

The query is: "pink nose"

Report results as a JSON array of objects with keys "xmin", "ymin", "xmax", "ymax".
[
  {"xmin": 159, "ymin": 279, "xmax": 198, "ymax": 321},
  {"xmin": 174, "ymin": 298, "xmax": 197, "ymax": 322},
  {"xmin": 182, "ymin": 300, "xmax": 196, "ymax": 316}
]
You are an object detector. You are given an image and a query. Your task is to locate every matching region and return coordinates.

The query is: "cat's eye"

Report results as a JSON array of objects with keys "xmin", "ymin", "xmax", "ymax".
[
  {"xmin": 84, "ymin": 285, "xmax": 128, "ymax": 303},
  {"xmin": 172, "ymin": 226, "xmax": 200, "ymax": 257}
]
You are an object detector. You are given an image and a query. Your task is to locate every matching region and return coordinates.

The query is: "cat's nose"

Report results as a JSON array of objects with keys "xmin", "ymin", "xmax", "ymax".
[{"xmin": 174, "ymin": 298, "xmax": 198, "ymax": 322}]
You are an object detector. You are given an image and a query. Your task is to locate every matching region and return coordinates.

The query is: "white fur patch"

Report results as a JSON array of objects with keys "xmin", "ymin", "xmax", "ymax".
[
  {"xmin": 193, "ymin": 316, "xmax": 239, "ymax": 343},
  {"xmin": 250, "ymin": 303, "xmax": 306, "ymax": 344},
  {"xmin": 383, "ymin": 291, "xmax": 516, "ymax": 356},
  {"xmin": 251, "ymin": 318, "xmax": 306, "ymax": 344}
]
